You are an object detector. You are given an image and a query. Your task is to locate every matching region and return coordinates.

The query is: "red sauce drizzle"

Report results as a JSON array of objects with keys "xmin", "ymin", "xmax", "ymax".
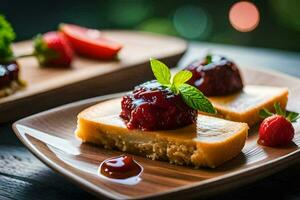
[{"xmin": 100, "ymin": 155, "xmax": 142, "ymax": 179}]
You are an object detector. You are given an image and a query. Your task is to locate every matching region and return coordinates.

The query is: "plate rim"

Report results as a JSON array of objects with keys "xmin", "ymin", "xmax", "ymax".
[{"xmin": 12, "ymin": 67, "xmax": 300, "ymax": 199}]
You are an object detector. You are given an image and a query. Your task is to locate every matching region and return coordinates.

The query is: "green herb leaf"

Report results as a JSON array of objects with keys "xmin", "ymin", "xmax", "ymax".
[
  {"xmin": 178, "ymin": 83, "xmax": 216, "ymax": 114},
  {"xmin": 274, "ymin": 102, "xmax": 286, "ymax": 116},
  {"xmin": 169, "ymin": 84, "xmax": 179, "ymax": 94},
  {"xmin": 259, "ymin": 109, "xmax": 273, "ymax": 119},
  {"xmin": 173, "ymin": 70, "xmax": 192, "ymax": 87},
  {"xmin": 150, "ymin": 58, "xmax": 171, "ymax": 85},
  {"xmin": 149, "ymin": 58, "xmax": 216, "ymax": 114},
  {"xmin": 206, "ymin": 54, "xmax": 212, "ymax": 64},
  {"xmin": 286, "ymin": 111, "xmax": 300, "ymax": 123},
  {"xmin": 0, "ymin": 15, "xmax": 16, "ymax": 62}
]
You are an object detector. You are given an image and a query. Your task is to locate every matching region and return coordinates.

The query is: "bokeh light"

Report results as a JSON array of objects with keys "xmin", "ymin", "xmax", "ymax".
[
  {"xmin": 173, "ymin": 5, "xmax": 211, "ymax": 39},
  {"xmin": 271, "ymin": 0, "xmax": 300, "ymax": 32},
  {"xmin": 229, "ymin": 1, "xmax": 260, "ymax": 32},
  {"xmin": 109, "ymin": 1, "xmax": 152, "ymax": 27},
  {"xmin": 138, "ymin": 18, "xmax": 177, "ymax": 36},
  {"xmin": 2, "ymin": 0, "xmax": 300, "ymax": 51}
]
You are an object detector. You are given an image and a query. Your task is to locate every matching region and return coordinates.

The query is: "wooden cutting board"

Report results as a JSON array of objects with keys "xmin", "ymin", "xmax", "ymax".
[{"xmin": 0, "ymin": 31, "xmax": 187, "ymax": 123}]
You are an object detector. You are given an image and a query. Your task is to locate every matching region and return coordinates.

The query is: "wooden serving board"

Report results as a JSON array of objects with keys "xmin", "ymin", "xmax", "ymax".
[
  {"xmin": 0, "ymin": 31, "xmax": 187, "ymax": 123},
  {"xmin": 13, "ymin": 67, "xmax": 300, "ymax": 199}
]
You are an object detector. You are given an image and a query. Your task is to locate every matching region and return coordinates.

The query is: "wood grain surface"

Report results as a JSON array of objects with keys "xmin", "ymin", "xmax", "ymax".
[
  {"xmin": 0, "ymin": 31, "xmax": 186, "ymax": 123},
  {"xmin": 12, "ymin": 67, "xmax": 300, "ymax": 199}
]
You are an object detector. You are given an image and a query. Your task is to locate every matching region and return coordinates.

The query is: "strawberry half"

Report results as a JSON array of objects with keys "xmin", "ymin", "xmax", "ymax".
[
  {"xmin": 258, "ymin": 102, "xmax": 299, "ymax": 147},
  {"xmin": 34, "ymin": 31, "xmax": 74, "ymax": 67},
  {"xmin": 60, "ymin": 24, "xmax": 122, "ymax": 60}
]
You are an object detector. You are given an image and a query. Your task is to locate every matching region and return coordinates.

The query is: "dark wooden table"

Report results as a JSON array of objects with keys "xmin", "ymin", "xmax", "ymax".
[{"xmin": 1, "ymin": 42, "xmax": 300, "ymax": 200}]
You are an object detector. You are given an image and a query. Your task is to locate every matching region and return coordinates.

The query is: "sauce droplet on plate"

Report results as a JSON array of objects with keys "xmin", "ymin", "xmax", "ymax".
[{"xmin": 98, "ymin": 155, "xmax": 143, "ymax": 184}]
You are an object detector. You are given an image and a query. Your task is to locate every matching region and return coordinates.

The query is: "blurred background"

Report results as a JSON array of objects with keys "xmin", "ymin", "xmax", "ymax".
[{"xmin": 1, "ymin": 0, "xmax": 300, "ymax": 52}]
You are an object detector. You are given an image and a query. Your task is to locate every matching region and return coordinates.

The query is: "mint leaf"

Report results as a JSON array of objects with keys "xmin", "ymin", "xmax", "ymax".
[
  {"xmin": 178, "ymin": 83, "xmax": 216, "ymax": 114},
  {"xmin": 274, "ymin": 102, "xmax": 285, "ymax": 116},
  {"xmin": 206, "ymin": 54, "xmax": 212, "ymax": 64},
  {"xmin": 173, "ymin": 70, "xmax": 192, "ymax": 87},
  {"xmin": 169, "ymin": 84, "xmax": 179, "ymax": 94},
  {"xmin": 149, "ymin": 59, "xmax": 216, "ymax": 114},
  {"xmin": 150, "ymin": 58, "xmax": 171, "ymax": 85},
  {"xmin": 259, "ymin": 109, "xmax": 273, "ymax": 119},
  {"xmin": 286, "ymin": 111, "xmax": 300, "ymax": 123}
]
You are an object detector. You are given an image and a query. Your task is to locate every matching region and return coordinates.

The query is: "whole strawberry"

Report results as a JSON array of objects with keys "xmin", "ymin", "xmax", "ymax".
[
  {"xmin": 33, "ymin": 31, "xmax": 73, "ymax": 67},
  {"xmin": 258, "ymin": 102, "xmax": 299, "ymax": 147}
]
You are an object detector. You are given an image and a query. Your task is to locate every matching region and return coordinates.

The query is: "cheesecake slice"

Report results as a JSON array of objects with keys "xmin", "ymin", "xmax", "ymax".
[
  {"xmin": 76, "ymin": 98, "xmax": 249, "ymax": 168},
  {"xmin": 208, "ymin": 85, "xmax": 288, "ymax": 127}
]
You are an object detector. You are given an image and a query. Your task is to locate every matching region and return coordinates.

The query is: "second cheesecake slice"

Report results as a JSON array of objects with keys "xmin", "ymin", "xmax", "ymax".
[{"xmin": 209, "ymin": 85, "xmax": 288, "ymax": 126}]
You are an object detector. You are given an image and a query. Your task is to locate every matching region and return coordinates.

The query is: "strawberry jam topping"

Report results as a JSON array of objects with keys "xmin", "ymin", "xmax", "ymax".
[
  {"xmin": 120, "ymin": 80, "xmax": 197, "ymax": 131},
  {"xmin": 185, "ymin": 55, "xmax": 243, "ymax": 96},
  {"xmin": 0, "ymin": 61, "xmax": 19, "ymax": 88},
  {"xmin": 100, "ymin": 155, "xmax": 142, "ymax": 179}
]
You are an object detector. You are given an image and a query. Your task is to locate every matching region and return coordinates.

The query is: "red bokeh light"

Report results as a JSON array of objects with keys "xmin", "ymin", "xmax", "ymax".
[{"xmin": 229, "ymin": 1, "xmax": 260, "ymax": 32}]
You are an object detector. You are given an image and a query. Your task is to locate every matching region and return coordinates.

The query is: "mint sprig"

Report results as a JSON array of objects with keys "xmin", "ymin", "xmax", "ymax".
[
  {"xmin": 178, "ymin": 83, "xmax": 216, "ymax": 113},
  {"xmin": 259, "ymin": 102, "xmax": 299, "ymax": 123},
  {"xmin": 173, "ymin": 70, "xmax": 192, "ymax": 86},
  {"xmin": 206, "ymin": 54, "xmax": 212, "ymax": 64},
  {"xmin": 150, "ymin": 58, "xmax": 171, "ymax": 85},
  {"xmin": 0, "ymin": 15, "xmax": 16, "ymax": 63},
  {"xmin": 150, "ymin": 58, "xmax": 216, "ymax": 114}
]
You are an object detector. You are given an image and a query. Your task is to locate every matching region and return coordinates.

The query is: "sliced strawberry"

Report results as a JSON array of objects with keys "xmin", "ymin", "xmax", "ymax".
[
  {"xmin": 60, "ymin": 24, "xmax": 122, "ymax": 60},
  {"xmin": 34, "ymin": 31, "xmax": 74, "ymax": 67}
]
